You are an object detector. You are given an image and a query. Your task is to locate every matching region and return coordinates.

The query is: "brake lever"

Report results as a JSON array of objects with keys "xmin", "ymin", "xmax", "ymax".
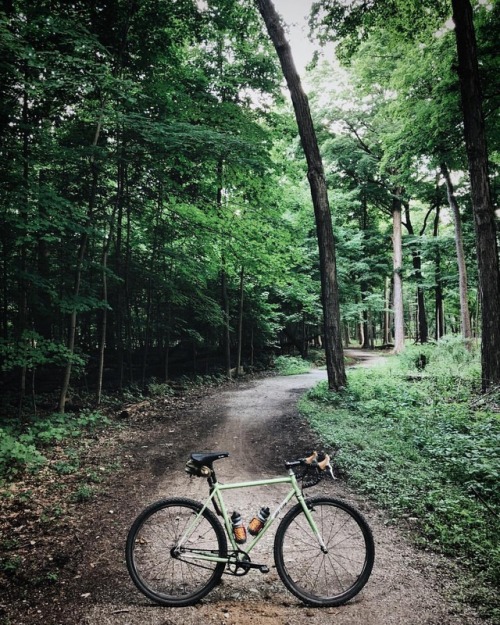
[{"xmin": 318, "ymin": 454, "xmax": 336, "ymax": 480}]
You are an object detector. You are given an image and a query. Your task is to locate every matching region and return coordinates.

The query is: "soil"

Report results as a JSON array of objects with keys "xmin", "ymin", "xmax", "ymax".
[{"xmin": 0, "ymin": 351, "xmax": 490, "ymax": 625}]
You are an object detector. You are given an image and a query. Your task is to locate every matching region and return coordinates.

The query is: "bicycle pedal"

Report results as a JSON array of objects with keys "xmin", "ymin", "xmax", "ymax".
[{"xmin": 259, "ymin": 565, "xmax": 269, "ymax": 574}]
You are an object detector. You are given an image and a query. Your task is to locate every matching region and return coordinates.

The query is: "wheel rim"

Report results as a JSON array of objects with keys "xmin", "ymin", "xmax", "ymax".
[
  {"xmin": 279, "ymin": 501, "xmax": 372, "ymax": 603},
  {"xmin": 130, "ymin": 503, "xmax": 222, "ymax": 601}
]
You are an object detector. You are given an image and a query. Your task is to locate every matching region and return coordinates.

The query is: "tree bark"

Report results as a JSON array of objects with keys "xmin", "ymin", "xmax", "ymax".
[
  {"xmin": 384, "ymin": 277, "xmax": 391, "ymax": 346},
  {"xmin": 452, "ymin": 0, "xmax": 500, "ymax": 389},
  {"xmin": 18, "ymin": 77, "xmax": 30, "ymax": 417},
  {"xmin": 255, "ymin": 0, "xmax": 346, "ymax": 390},
  {"xmin": 433, "ymin": 204, "xmax": 445, "ymax": 340},
  {"xmin": 440, "ymin": 162, "xmax": 472, "ymax": 341},
  {"xmin": 236, "ymin": 266, "xmax": 244, "ymax": 376},
  {"xmin": 58, "ymin": 114, "xmax": 102, "ymax": 413},
  {"xmin": 392, "ymin": 192, "xmax": 405, "ymax": 353},
  {"xmin": 221, "ymin": 264, "xmax": 231, "ymax": 378},
  {"xmin": 403, "ymin": 201, "xmax": 428, "ymax": 343}
]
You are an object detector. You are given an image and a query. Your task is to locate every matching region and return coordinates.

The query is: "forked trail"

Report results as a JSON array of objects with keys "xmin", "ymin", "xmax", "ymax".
[{"xmin": 81, "ymin": 358, "xmax": 484, "ymax": 625}]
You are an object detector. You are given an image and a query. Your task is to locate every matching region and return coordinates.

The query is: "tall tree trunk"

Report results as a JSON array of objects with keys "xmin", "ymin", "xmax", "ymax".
[
  {"xmin": 114, "ymin": 156, "xmax": 126, "ymax": 391},
  {"xmin": 18, "ymin": 79, "xmax": 29, "ymax": 417},
  {"xmin": 96, "ymin": 236, "xmax": 109, "ymax": 405},
  {"xmin": 433, "ymin": 204, "xmax": 445, "ymax": 340},
  {"xmin": 440, "ymin": 162, "xmax": 472, "ymax": 341},
  {"xmin": 58, "ymin": 115, "xmax": 102, "ymax": 413},
  {"xmin": 236, "ymin": 266, "xmax": 244, "ymax": 376},
  {"xmin": 384, "ymin": 277, "xmax": 391, "ymax": 346},
  {"xmin": 221, "ymin": 264, "xmax": 231, "ymax": 378},
  {"xmin": 392, "ymin": 192, "xmax": 405, "ymax": 354},
  {"xmin": 256, "ymin": 0, "xmax": 346, "ymax": 390},
  {"xmin": 361, "ymin": 308, "xmax": 370, "ymax": 348},
  {"xmin": 452, "ymin": 0, "xmax": 500, "ymax": 389},
  {"xmin": 124, "ymin": 187, "xmax": 133, "ymax": 385},
  {"xmin": 403, "ymin": 201, "xmax": 428, "ymax": 343},
  {"xmin": 96, "ymin": 202, "xmax": 118, "ymax": 404}
]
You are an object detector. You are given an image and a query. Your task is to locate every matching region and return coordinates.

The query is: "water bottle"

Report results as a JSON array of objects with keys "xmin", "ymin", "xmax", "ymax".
[
  {"xmin": 231, "ymin": 511, "xmax": 247, "ymax": 544},
  {"xmin": 248, "ymin": 506, "xmax": 270, "ymax": 536}
]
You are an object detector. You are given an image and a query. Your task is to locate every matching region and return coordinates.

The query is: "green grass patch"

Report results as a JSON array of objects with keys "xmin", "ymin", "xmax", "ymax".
[
  {"xmin": 300, "ymin": 338, "xmax": 499, "ymax": 620},
  {"xmin": 274, "ymin": 355, "xmax": 311, "ymax": 375}
]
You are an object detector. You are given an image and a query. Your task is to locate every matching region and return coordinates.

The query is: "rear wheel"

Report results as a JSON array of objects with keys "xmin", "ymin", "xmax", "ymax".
[
  {"xmin": 126, "ymin": 497, "xmax": 227, "ymax": 606},
  {"xmin": 274, "ymin": 497, "xmax": 374, "ymax": 606}
]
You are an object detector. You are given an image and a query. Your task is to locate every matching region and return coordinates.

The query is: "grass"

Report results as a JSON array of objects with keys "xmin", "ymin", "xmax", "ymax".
[{"xmin": 300, "ymin": 337, "xmax": 499, "ymax": 621}]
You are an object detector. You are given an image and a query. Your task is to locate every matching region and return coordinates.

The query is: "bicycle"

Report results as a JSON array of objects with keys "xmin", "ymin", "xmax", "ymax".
[{"xmin": 125, "ymin": 450, "xmax": 375, "ymax": 608}]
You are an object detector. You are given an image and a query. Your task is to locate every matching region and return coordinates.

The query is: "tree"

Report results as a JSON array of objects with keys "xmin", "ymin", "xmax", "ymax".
[
  {"xmin": 255, "ymin": 0, "xmax": 346, "ymax": 390},
  {"xmin": 440, "ymin": 163, "xmax": 472, "ymax": 341},
  {"xmin": 451, "ymin": 0, "xmax": 500, "ymax": 388},
  {"xmin": 310, "ymin": 0, "xmax": 499, "ymax": 372}
]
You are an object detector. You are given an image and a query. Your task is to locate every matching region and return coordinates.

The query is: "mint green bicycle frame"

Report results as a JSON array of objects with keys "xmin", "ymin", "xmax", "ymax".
[{"xmin": 176, "ymin": 468, "xmax": 326, "ymax": 564}]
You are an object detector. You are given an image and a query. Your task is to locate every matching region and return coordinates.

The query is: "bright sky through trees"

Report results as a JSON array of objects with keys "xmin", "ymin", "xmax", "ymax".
[{"xmin": 273, "ymin": 0, "xmax": 316, "ymax": 75}]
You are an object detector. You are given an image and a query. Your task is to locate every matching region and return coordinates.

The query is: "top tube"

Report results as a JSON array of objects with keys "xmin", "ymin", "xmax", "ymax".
[{"xmin": 216, "ymin": 475, "xmax": 295, "ymax": 491}]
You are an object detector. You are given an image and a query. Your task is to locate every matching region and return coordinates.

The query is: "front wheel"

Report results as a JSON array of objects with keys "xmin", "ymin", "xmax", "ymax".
[
  {"xmin": 274, "ymin": 497, "xmax": 374, "ymax": 607},
  {"xmin": 126, "ymin": 497, "xmax": 227, "ymax": 607}
]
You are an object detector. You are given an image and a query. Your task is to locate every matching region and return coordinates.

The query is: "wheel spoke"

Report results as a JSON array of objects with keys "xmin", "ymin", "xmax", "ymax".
[
  {"xmin": 126, "ymin": 498, "xmax": 227, "ymax": 607},
  {"xmin": 275, "ymin": 498, "xmax": 374, "ymax": 606}
]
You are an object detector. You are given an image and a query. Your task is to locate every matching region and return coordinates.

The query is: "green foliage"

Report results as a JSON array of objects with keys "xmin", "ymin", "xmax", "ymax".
[
  {"xmin": 274, "ymin": 355, "xmax": 310, "ymax": 375},
  {"xmin": 396, "ymin": 335, "xmax": 481, "ymax": 383},
  {"xmin": 300, "ymin": 343, "xmax": 499, "ymax": 619},
  {"xmin": 0, "ymin": 555, "xmax": 22, "ymax": 575},
  {"xmin": 0, "ymin": 431, "xmax": 46, "ymax": 477},
  {"xmin": 0, "ymin": 410, "xmax": 110, "ymax": 479},
  {"xmin": 147, "ymin": 379, "xmax": 175, "ymax": 397},
  {"xmin": 70, "ymin": 483, "xmax": 94, "ymax": 503},
  {"xmin": 0, "ymin": 332, "xmax": 86, "ymax": 373}
]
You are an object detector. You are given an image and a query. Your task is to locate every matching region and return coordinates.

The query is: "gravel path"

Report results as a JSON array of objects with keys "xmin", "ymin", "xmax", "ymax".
[{"xmin": 77, "ymin": 355, "xmax": 485, "ymax": 625}]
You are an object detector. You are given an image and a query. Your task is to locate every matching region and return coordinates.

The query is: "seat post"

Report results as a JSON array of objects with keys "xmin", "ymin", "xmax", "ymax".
[{"xmin": 208, "ymin": 471, "xmax": 217, "ymax": 485}]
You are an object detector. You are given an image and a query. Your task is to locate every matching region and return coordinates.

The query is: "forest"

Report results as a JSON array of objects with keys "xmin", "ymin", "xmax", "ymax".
[
  {"xmin": 0, "ymin": 0, "xmax": 499, "ymax": 621},
  {"xmin": 0, "ymin": 0, "xmax": 499, "ymax": 412}
]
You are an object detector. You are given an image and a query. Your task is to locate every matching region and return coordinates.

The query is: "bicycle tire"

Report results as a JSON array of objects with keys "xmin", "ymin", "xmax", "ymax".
[
  {"xmin": 126, "ymin": 497, "xmax": 227, "ymax": 607},
  {"xmin": 274, "ymin": 496, "xmax": 374, "ymax": 607}
]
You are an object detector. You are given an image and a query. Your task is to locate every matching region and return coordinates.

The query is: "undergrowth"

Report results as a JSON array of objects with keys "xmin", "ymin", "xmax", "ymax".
[
  {"xmin": 274, "ymin": 355, "xmax": 310, "ymax": 375},
  {"xmin": 0, "ymin": 410, "xmax": 111, "ymax": 479},
  {"xmin": 300, "ymin": 337, "xmax": 499, "ymax": 621}
]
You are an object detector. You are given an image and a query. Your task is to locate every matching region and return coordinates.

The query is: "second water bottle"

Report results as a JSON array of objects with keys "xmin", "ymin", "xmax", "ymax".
[{"xmin": 248, "ymin": 506, "xmax": 270, "ymax": 536}]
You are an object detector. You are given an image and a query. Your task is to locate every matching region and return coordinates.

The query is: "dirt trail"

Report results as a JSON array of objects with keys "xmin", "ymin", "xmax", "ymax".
[{"xmin": 74, "ymin": 354, "xmax": 485, "ymax": 625}]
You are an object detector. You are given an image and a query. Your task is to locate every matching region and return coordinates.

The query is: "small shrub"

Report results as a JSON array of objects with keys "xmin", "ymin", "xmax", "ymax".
[
  {"xmin": 70, "ymin": 484, "xmax": 94, "ymax": 503},
  {"xmin": 274, "ymin": 355, "xmax": 310, "ymax": 375},
  {"xmin": 0, "ymin": 429, "xmax": 46, "ymax": 476},
  {"xmin": 0, "ymin": 555, "xmax": 22, "ymax": 575},
  {"xmin": 147, "ymin": 379, "xmax": 175, "ymax": 397}
]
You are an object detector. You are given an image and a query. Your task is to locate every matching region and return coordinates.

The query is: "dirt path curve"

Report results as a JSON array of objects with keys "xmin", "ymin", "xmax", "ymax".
[{"xmin": 79, "ymin": 356, "xmax": 484, "ymax": 625}]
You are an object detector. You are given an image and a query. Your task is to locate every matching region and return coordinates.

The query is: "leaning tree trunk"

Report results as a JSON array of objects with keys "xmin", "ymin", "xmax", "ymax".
[
  {"xmin": 255, "ymin": 0, "xmax": 346, "ymax": 390},
  {"xmin": 452, "ymin": 0, "xmax": 500, "ymax": 389},
  {"xmin": 440, "ymin": 162, "xmax": 472, "ymax": 341}
]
